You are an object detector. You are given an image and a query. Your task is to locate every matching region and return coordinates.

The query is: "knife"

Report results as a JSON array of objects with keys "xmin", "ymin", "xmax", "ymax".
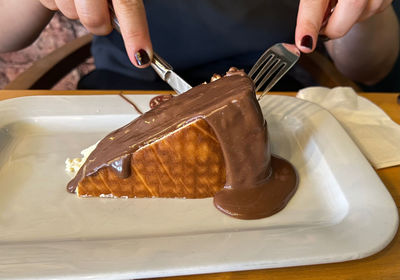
[
  {"xmin": 150, "ymin": 53, "xmax": 192, "ymax": 94},
  {"xmin": 108, "ymin": 3, "xmax": 192, "ymax": 94}
]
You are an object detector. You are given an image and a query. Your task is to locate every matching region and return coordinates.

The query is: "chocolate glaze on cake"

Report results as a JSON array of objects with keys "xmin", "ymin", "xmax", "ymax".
[{"xmin": 67, "ymin": 74, "xmax": 298, "ymax": 219}]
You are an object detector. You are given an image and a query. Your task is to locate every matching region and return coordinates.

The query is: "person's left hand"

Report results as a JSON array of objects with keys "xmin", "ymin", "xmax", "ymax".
[{"xmin": 295, "ymin": 0, "xmax": 393, "ymax": 53}]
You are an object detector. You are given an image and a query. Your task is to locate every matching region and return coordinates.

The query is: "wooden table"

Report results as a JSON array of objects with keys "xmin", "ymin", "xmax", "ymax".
[{"xmin": 1, "ymin": 90, "xmax": 399, "ymax": 280}]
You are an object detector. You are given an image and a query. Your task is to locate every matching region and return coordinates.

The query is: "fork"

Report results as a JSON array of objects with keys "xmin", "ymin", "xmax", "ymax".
[{"xmin": 248, "ymin": 43, "xmax": 300, "ymax": 100}]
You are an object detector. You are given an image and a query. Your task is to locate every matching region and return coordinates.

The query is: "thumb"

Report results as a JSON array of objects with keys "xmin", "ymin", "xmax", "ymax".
[{"xmin": 112, "ymin": 0, "xmax": 152, "ymax": 68}]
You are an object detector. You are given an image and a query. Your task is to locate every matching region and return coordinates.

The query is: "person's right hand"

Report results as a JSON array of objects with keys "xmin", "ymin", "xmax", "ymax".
[{"xmin": 39, "ymin": 0, "xmax": 152, "ymax": 68}]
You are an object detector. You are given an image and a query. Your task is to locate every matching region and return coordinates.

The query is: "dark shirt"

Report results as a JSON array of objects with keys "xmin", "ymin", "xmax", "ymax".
[
  {"xmin": 81, "ymin": 0, "xmax": 302, "ymax": 90},
  {"xmin": 80, "ymin": 0, "xmax": 400, "ymax": 92}
]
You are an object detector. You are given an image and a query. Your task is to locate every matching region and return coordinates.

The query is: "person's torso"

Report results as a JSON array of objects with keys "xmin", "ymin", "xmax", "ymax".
[{"xmin": 92, "ymin": 0, "xmax": 299, "ymax": 82}]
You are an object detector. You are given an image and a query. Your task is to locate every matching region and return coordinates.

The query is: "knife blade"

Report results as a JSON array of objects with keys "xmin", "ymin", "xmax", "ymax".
[
  {"xmin": 108, "ymin": 3, "xmax": 192, "ymax": 94},
  {"xmin": 164, "ymin": 71, "xmax": 193, "ymax": 94},
  {"xmin": 151, "ymin": 53, "xmax": 192, "ymax": 94}
]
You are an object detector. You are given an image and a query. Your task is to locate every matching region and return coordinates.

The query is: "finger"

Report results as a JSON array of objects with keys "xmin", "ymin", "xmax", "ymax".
[
  {"xmin": 324, "ymin": 0, "xmax": 368, "ymax": 39},
  {"xmin": 359, "ymin": 0, "xmax": 392, "ymax": 21},
  {"xmin": 40, "ymin": 0, "xmax": 58, "ymax": 11},
  {"xmin": 295, "ymin": 0, "xmax": 330, "ymax": 53},
  {"xmin": 75, "ymin": 0, "xmax": 112, "ymax": 35},
  {"xmin": 112, "ymin": 0, "xmax": 152, "ymax": 68},
  {"xmin": 54, "ymin": 0, "xmax": 78, "ymax": 19}
]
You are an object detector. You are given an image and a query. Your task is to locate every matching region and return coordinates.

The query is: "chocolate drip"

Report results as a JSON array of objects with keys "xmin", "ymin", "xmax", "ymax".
[
  {"xmin": 110, "ymin": 154, "xmax": 132, "ymax": 178},
  {"xmin": 67, "ymin": 75, "xmax": 298, "ymax": 219},
  {"xmin": 214, "ymin": 156, "xmax": 298, "ymax": 219},
  {"xmin": 118, "ymin": 93, "xmax": 143, "ymax": 115}
]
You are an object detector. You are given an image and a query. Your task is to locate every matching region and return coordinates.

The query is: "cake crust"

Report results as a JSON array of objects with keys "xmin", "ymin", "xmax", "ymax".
[{"xmin": 76, "ymin": 118, "xmax": 226, "ymax": 198}]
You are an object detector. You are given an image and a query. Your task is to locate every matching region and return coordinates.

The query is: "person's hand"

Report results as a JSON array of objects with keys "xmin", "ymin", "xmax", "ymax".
[
  {"xmin": 39, "ymin": 0, "xmax": 152, "ymax": 67},
  {"xmin": 295, "ymin": 0, "xmax": 393, "ymax": 53}
]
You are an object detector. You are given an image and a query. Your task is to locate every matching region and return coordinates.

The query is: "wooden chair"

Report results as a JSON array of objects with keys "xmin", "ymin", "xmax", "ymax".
[
  {"xmin": 4, "ymin": 34, "xmax": 361, "ymax": 91},
  {"xmin": 4, "ymin": 34, "xmax": 93, "ymax": 90}
]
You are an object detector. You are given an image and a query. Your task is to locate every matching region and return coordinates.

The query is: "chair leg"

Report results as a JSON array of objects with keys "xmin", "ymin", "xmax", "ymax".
[{"xmin": 299, "ymin": 51, "xmax": 362, "ymax": 92}]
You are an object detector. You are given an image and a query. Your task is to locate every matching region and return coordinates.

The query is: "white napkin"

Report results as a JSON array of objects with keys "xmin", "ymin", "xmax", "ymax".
[{"xmin": 296, "ymin": 87, "xmax": 400, "ymax": 169}]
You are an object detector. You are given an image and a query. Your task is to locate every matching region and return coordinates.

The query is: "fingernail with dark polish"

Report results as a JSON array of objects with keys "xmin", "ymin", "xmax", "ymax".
[
  {"xmin": 301, "ymin": 35, "xmax": 313, "ymax": 49},
  {"xmin": 135, "ymin": 49, "xmax": 150, "ymax": 66}
]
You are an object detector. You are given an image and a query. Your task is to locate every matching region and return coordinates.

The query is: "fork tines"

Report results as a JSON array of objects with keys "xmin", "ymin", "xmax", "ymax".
[{"xmin": 249, "ymin": 43, "xmax": 300, "ymax": 100}]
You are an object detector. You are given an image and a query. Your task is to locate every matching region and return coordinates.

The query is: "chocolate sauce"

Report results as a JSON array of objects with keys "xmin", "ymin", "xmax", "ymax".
[
  {"xmin": 118, "ymin": 93, "xmax": 143, "ymax": 115},
  {"xmin": 110, "ymin": 154, "xmax": 132, "ymax": 178},
  {"xmin": 67, "ymin": 75, "xmax": 298, "ymax": 219},
  {"xmin": 150, "ymin": 94, "xmax": 174, "ymax": 109}
]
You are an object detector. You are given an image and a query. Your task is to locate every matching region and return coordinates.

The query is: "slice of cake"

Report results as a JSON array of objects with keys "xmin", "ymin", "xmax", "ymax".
[{"xmin": 67, "ymin": 73, "xmax": 298, "ymax": 219}]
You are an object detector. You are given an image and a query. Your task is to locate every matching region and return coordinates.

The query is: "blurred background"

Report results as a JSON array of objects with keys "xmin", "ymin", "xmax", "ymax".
[{"xmin": 0, "ymin": 13, "xmax": 94, "ymax": 90}]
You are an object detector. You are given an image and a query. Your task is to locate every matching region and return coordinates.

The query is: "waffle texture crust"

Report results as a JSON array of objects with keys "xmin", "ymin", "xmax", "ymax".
[{"xmin": 77, "ymin": 118, "xmax": 226, "ymax": 198}]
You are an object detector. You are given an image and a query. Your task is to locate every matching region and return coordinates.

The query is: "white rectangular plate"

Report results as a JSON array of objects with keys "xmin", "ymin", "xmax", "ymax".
[{"xmin": 0, "ymin": 94, "xmax": 397, "ymax": 280}]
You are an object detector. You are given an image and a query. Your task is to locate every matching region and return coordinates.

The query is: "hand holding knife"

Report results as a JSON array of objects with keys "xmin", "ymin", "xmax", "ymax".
[{"xmin": 108, "ymin": 3, "xmax": 192, "ymax": 95}]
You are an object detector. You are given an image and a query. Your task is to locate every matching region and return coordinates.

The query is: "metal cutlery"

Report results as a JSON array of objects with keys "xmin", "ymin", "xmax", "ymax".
[
  {"xmin": 248, "ymin": 43, "xmax": 300, "ymax": 100},
  {"xmin": 150, "ymin": 53, "xmax": 192, "ymax": 94}
]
